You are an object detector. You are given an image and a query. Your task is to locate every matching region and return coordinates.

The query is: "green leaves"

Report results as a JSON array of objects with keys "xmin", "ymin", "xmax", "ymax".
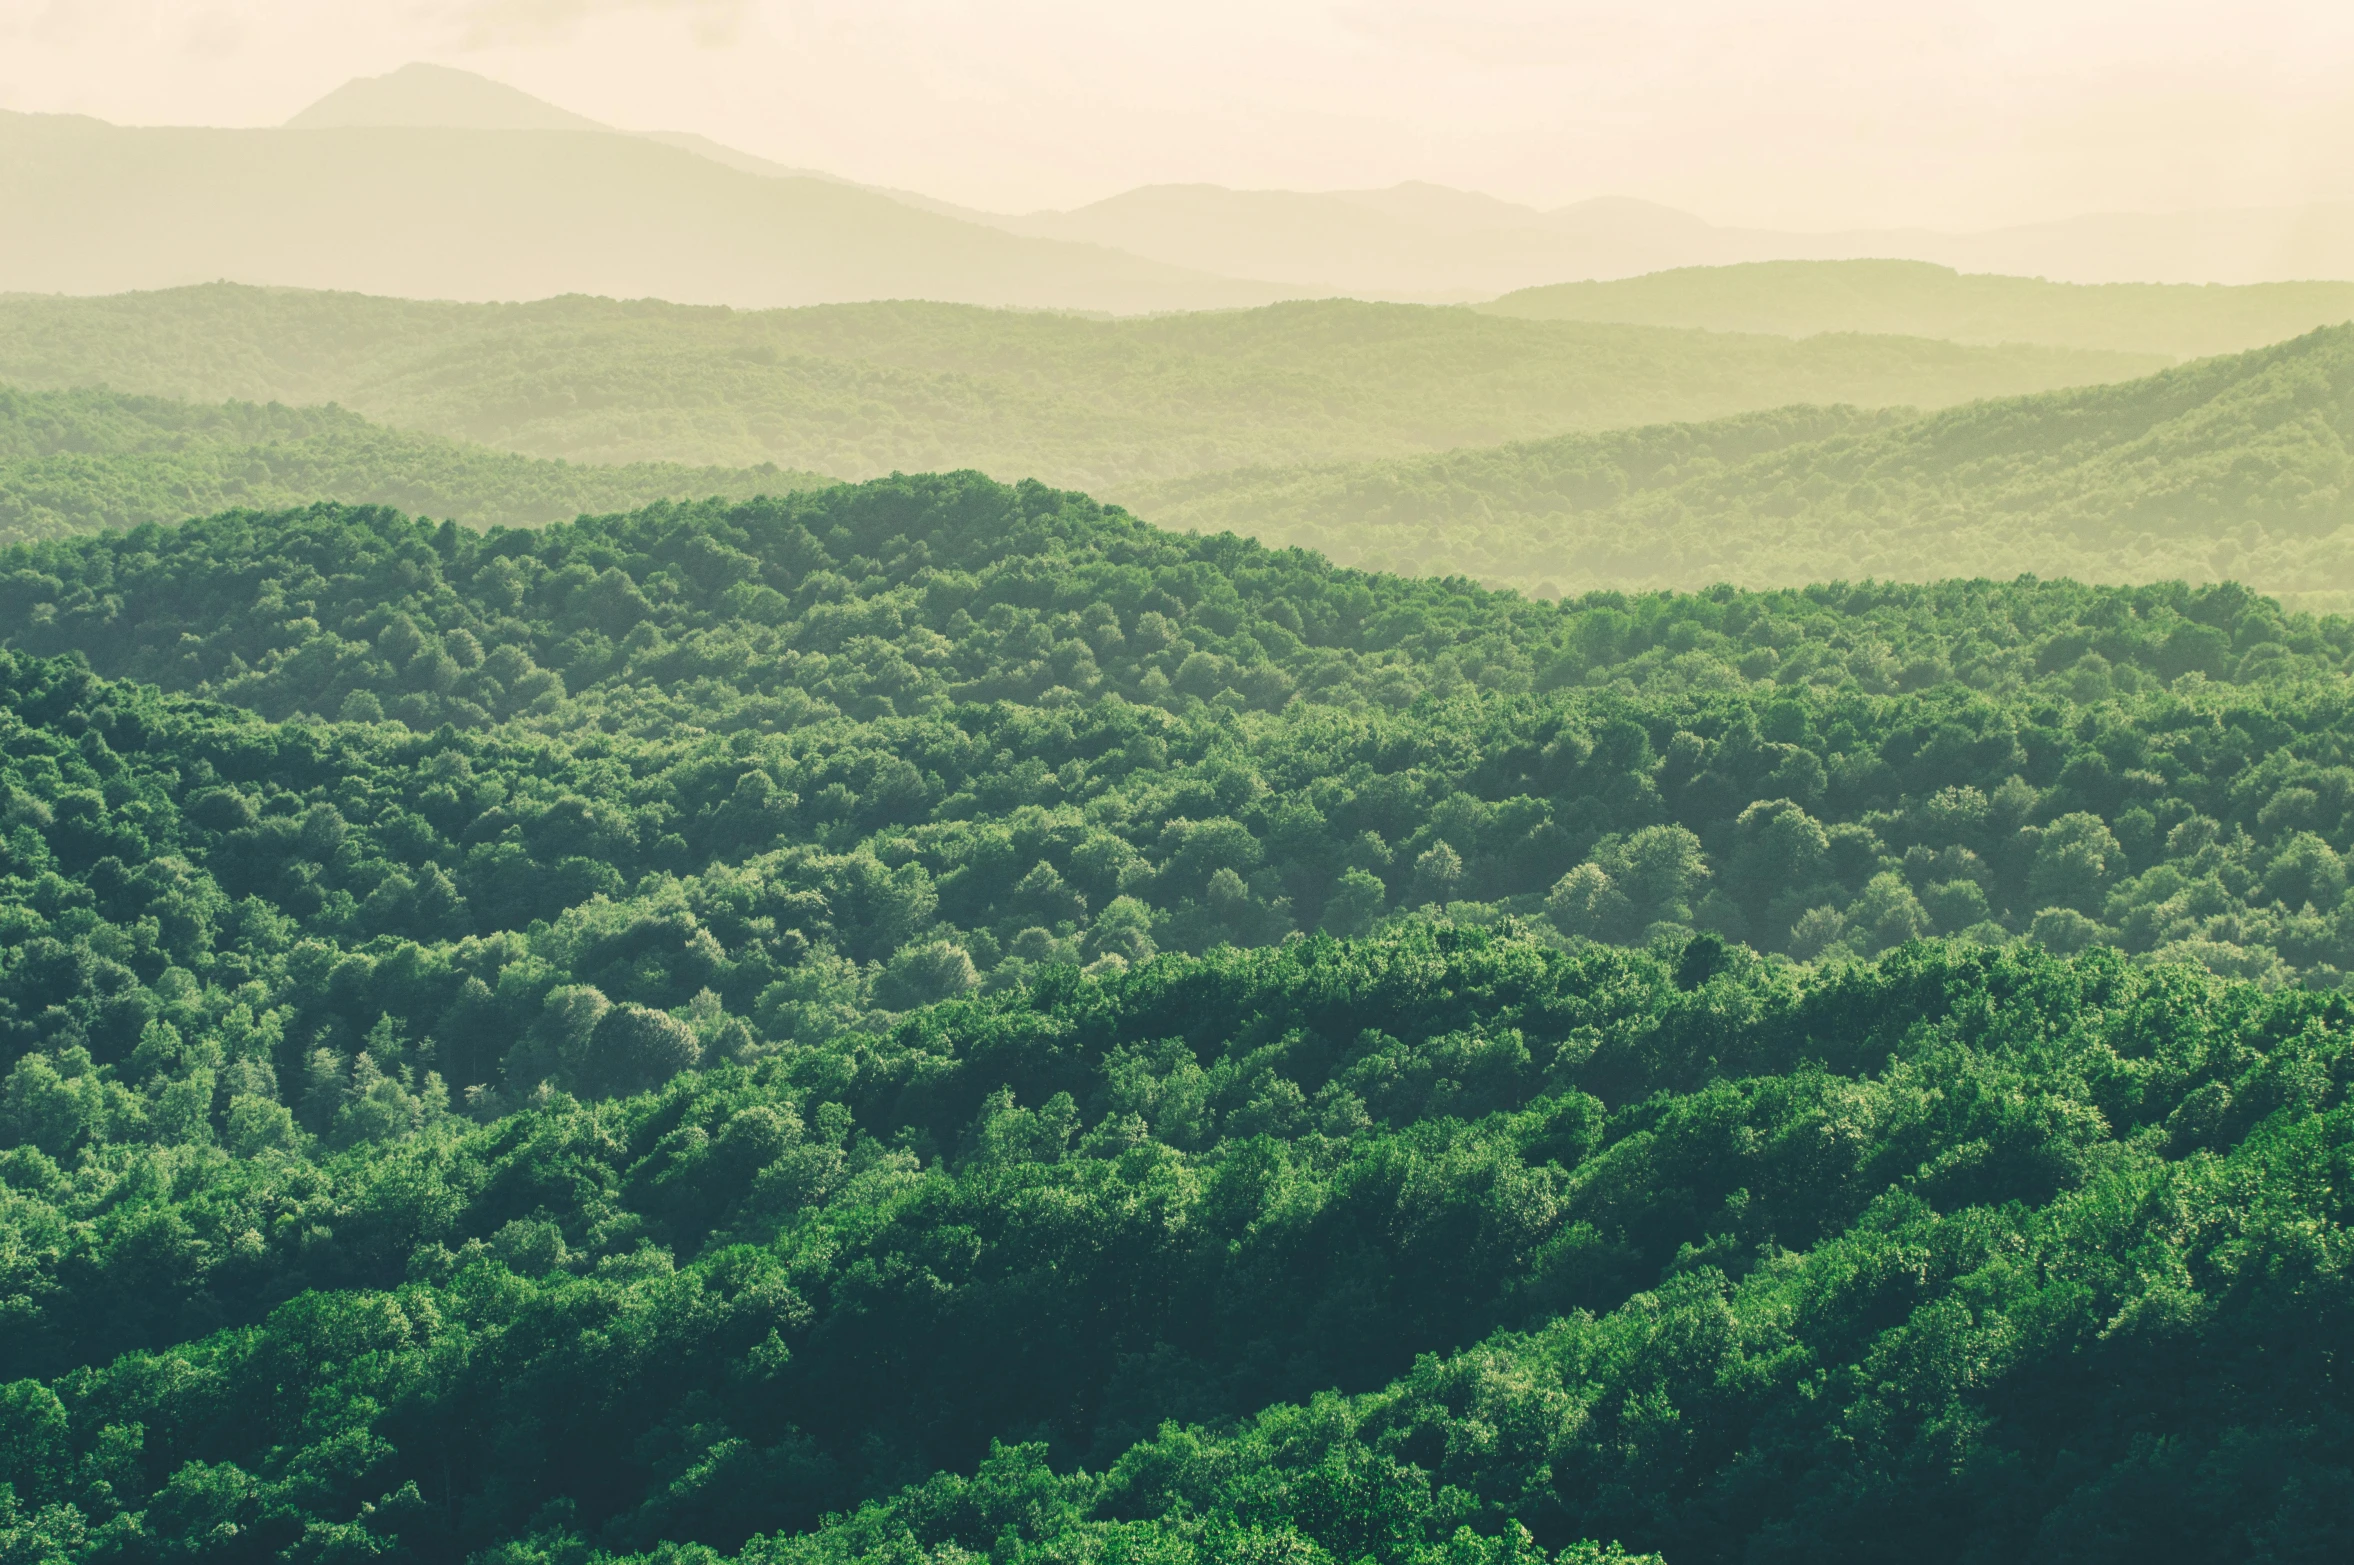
[{"xmin": 5, "ymin": 476, "xmax": 2354, "ymax": 1562}]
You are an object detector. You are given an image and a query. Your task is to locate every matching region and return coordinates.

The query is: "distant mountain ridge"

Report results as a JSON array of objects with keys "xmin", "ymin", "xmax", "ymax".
[
  {"xmin": 985, "ymin": 183, "xmax": 2354, "ymax": 299},
  {"xmin": 17, "ymin": 61, "xmax": 2354, "ymax": 314},
  {"xmin": 0, "ymin": 98, "xmax": 1289, "ymax": 313},
  {"xmin": 1483, "ymin": 261, "xmax": 2354, "ymax": 360},
  {"xmin": 68, "ymin": 61, "xmax": 2335, "ymax": 305}
]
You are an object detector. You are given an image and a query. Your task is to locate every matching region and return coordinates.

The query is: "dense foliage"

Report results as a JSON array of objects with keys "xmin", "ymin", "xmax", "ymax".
[
  {"xmin": 4, "ymin": 478, "xmax": 2354, "ymax": 1123},
  {"xmin": 1482, "ymin": 257, "xmax": 2354, "ymax": 359},
  {"xmin": 0, "ymin": 285, "xmax": 2159, "ymax": 496},
  {"xmin": 3, "ymin": 921, "xmax": 2351, "ymax": 1564},
  {"xmin": 0, "ymin": 472, "xmax": 2351, "ymax": 1561},
  {"xmin": 0, "ymin": 385, "xmax": 820, "ymax": 546},
  {"xmin": 1131, "ymin": 326, "xmax": 2354, "ymax": 599}
]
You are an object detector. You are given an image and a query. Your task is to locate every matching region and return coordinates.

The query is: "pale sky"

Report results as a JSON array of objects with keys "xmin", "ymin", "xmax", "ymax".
[{"xmin": 3, "ymin": 0, "xmax": 2351, "ymax": 229}]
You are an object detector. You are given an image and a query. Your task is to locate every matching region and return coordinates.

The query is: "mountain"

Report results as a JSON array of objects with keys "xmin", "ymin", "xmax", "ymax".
[
  {"xmin": 0, "ymin": 108, "xmax": 1286, "ymax": 313},
  {"xmin": 0, "ymin": 382, "xmax": 828, "ymax": 545},
  {"xmin": 1484, "ymin": 260, "xmax": 2354, "ymax": 360},
  {"xmin": 283, "ymin": 60, "xmax": 610, "ymax": 132},
  {"xmin": 1121, "ymin": 325, "xmax": 2354, "ymax": 598},
  {"xmin": 50, "ymin": 63, "xmax": 2349, "ymax": 308},
  {"xmin": 0, "ymin": 284, "xmax": 2165, "ymax": 496},
  {"xmin": 291, "ymin": 62, "xmax": 889, "ymax": 194}
]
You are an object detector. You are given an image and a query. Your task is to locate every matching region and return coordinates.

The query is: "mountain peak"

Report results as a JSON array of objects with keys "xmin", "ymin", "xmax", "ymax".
[{"xmin": 285, "ymin": 63, "xmax": 608, "ymax": 133}]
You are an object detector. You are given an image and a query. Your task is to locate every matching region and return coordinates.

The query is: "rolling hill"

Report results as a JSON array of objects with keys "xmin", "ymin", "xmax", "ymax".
[
  {"xmin": 1122, "ymin": 325, "xmax": 2354, "ymax": 597},
  {"xmin": 0, "ymin": 284, "xmax": 2166, "ymax": 496},
  {"xmin": 0, "ymin": 383, "xmax": 827, "ymax": 545},
  {"xmin": 1483, "ymin": 260, "xmax": 2354, "ymax": 359}
]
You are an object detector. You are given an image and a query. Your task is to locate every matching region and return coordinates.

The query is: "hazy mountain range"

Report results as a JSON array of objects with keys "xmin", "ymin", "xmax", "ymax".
[
  {"xmin": 1482, "ymin": 262, "xmax": 2354, "ymax": 360},
  {"xmin": 0, "ymin": 110, "xmax": 1277, "ymax": 314},
  {"xmin": 8, "ymin": 63, "xmax": 2354, "ymax": 312}
]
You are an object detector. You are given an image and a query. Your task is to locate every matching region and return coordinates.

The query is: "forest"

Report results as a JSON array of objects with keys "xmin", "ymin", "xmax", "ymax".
[
  {"xmin": 13, "ymin": 475, "xmax": 2354, "ymax": 992},
  {"xmin": 0, "ymin": 284, "xmax": 2161, "ymax": 497},
  {"xmin": 4, "ymin": 918, "xmax": 2346, "ymax": 1564},
  {"xmin": 8, "ymin": 17, "xmax": 2354, "ymax": 1557},
  {"xmin": 2, "ymin": 456, "xmax": 2352, "ymax": 1563},
  {"xmin": 1130, "ymin": 324, "xmax": 2354, "ymax": 599}
]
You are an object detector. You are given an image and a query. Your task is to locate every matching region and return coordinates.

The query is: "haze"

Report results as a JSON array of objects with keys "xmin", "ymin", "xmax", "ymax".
[{"xmin": 3, "ymin": 0, "xmax": 2350, "ymax": 230}]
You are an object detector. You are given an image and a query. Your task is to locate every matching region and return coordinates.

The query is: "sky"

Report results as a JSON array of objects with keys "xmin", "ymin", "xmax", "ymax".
[{"xmin": 2, "ymin": 0, "xmax": 2351, "ymax": 229}]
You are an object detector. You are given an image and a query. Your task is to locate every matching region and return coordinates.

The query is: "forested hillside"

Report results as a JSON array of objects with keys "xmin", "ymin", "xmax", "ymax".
[
  {"xmin": 1129, "ymin": 324, "xmax": 2354, "ymax": 597},
  {"xmin": 4, "ymin": 917, "xmax": 2347, "ymax": 1564},
  {"xmin": 1484, "ymin": 259, "xmax": 2354, "ymax": 359},
  {"xmin": 0, "ymin": 285, "xmax": 2164, "ymax": 494},
  {"xmin": 0, "ymin": 385, "xmax": 825, "ymax": 545},
  {"xmin": 4, "ymin": 478, "xmax": 2354, "ymax": 1560},
  {"xmin": 9, "ymin": 477, "xmax": 2354, "ymax": 1027}
]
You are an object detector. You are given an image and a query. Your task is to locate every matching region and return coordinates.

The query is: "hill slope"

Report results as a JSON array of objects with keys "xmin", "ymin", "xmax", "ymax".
[
  {"xmin": 0, "ymin": 383, "xmax": 831, "ymax": 544},
  {"xmin": 0, "ymin": 285, "xmax": 2166, "ymax": 494},
  {"xmin": 0, "ymin": 110, "xmax": 1284, "ymax": 313},
  {"xmin": 1484, "ymin": 259, "xmax": 2354, "ymax": 359},
  {"xmin": 1126, "ymin": 325, "xmax": 2354, "ymax": 595}
]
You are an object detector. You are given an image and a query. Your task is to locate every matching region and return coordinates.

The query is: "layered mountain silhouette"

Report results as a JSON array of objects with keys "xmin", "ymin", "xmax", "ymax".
[
  {"xmin": 0, "ymin": 67, "xmax": 1289, "ymax": 312},
  {"xmin": 985, "ymin": 186, "xmax": 2354, "ymax": 300},
  {"xmin": 1483, "ymin": 260, "xmax": 2354, "ymax": 359},
  {"xmin": 7, "ymin": 63, "xmax": 2354, "ymax": 311}
]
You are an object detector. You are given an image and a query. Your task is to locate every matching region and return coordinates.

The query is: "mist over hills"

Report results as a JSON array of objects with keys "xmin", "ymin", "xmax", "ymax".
[
  {"xmin": 9, "ymin": 63, "xmax": 2352, "ymax": 317},
  {"xmin": 993, "ymin": 184, "xmax": 2354, "ymax": 299},
  {"xmin": 0, "ymin": 284, "xmax": 2162, "ymax": 499},
  {"xmin": 1485, "ymin": 261, "xmax": 2354, "ymax": 360},
  {"xmin": 0, "ymin": 108, "xmax": 1282, "ymax": 314},
  {"xmin": 985, "ymin": 185, "xmax": 1733, "ymax": 301},
  {"xmin": 1128, "ymin": 325, "xmax": 2354, "ymax": 597}
]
